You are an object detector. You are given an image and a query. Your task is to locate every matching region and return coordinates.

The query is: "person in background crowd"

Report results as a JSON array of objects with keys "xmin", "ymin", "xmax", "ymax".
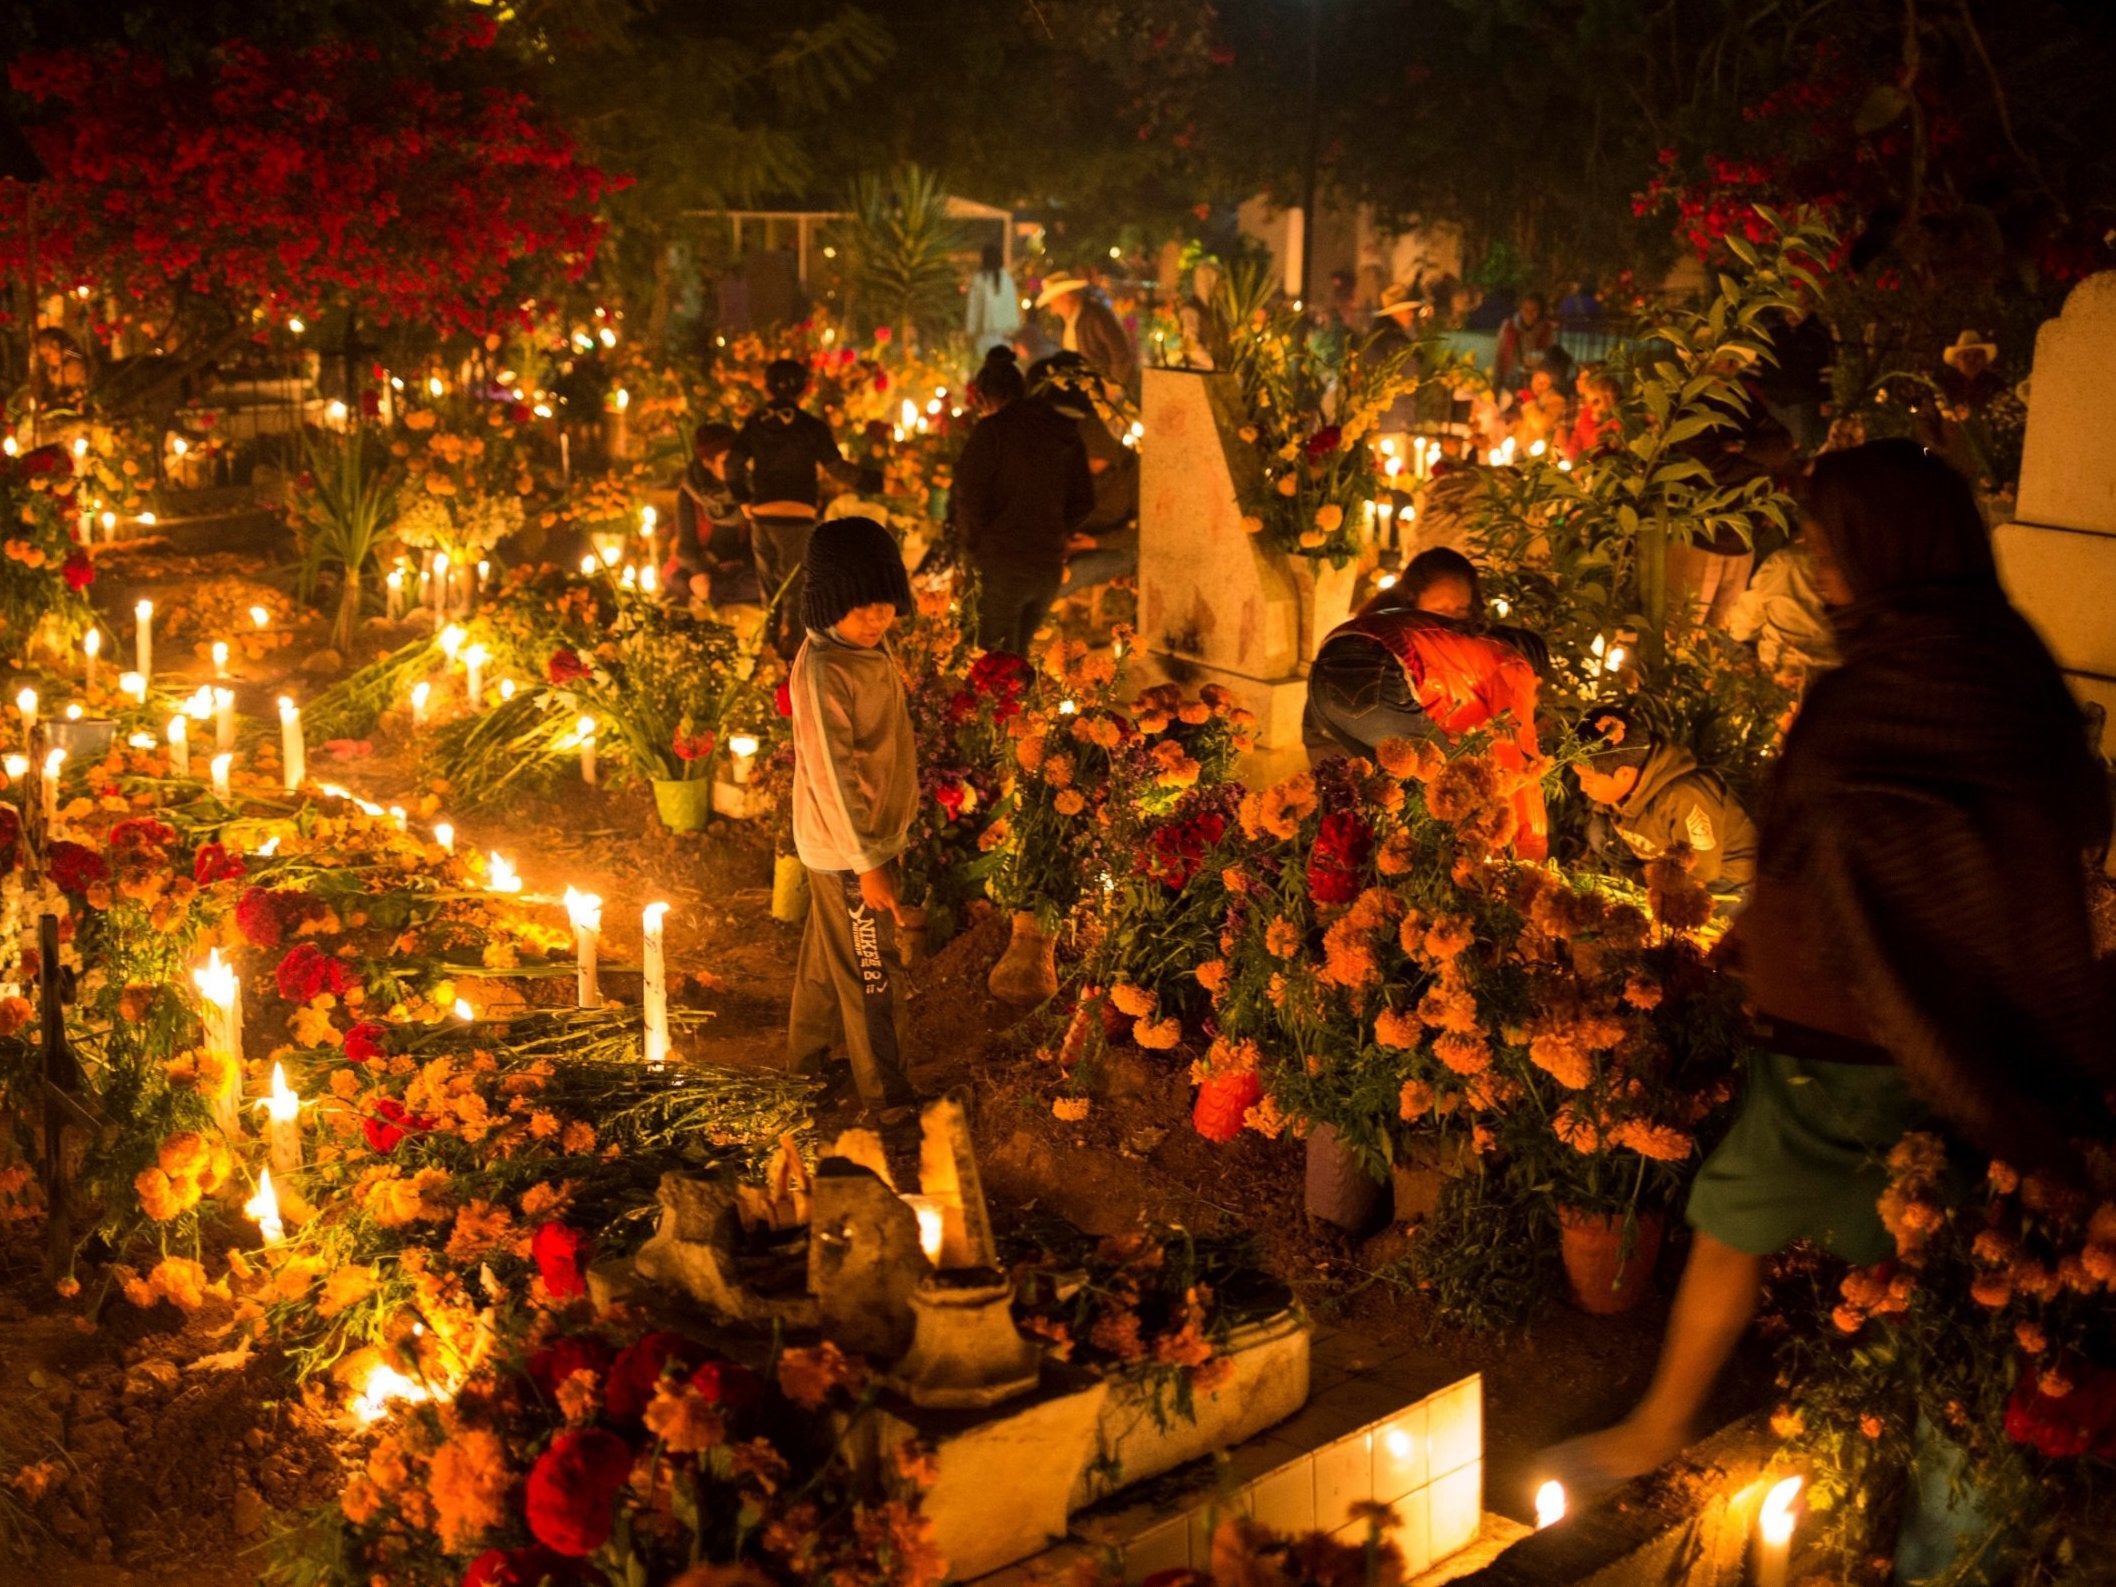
[
  {"xmin": 1923, "ymin": 330, "xmax": 2012, "ymax": 488},
  {"xmin": 1025, "ymin": 353, "xmax": 1138, "ymax": 600},
  {"xmin": 964, "ymin": 243, "xmax": 1022, "ymax": 367},
  {"xmin": 952, "ymin": 347, "xmax": 1095, "ymax": 656},
  {"xmin": 1512, "ymin": 356, "xmax": 1572, "ymax": 452},
  {"xmin": 728, "ymin": 358, "xmax": 855, "ymax": 658},
  {"xmin": 1541, "ymin": 442, "xmax": 2114, "ymax": 1537},
  {"xmin": 1728, "ymin": 530, "xmax": 1838, "ymax": 684},
  {"xmin": 1572, "ymin": 704, "xmax": 1757, "ymax": 910},
  {"xmin": 1303, "ymin": 548, "xmax": 1549, "ymax": 858},
  {"xmin": 1557, "ymin": 278, "xmax": 1602, "ymax": 323},
  {"xmin": 785, "ymin": 517, "xmax": 924, "ymax": 1124},
  {"xmin": 1493, "ymin": 291, "xmax": 1556, "ymax": 394},
  {"xmin": 665, "ymin": 422, "xmax": 757, "ymax": 605},
  {"xmin": 1565, "ymin": 370, "xmax": 1623, "ymax": 461},
  {"xmin": 1034, "ymin": 272, "xmax": 1137, "ymax": 396},
  {"xmin": 1756, "ymin": 292, "xmax": 1834, "ymax": 454}
]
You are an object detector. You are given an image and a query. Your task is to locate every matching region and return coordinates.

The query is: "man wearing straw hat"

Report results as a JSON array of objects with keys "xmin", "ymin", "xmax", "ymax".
[{"xmin": 1034, "ymin": 272, "xmax": 1137, "ymax": 397}]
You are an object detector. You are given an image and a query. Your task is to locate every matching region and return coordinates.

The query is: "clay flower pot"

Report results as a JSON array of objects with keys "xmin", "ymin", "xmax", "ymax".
[
  {"xmin": 1305, "ymin": 1123, "xmax": 1388, "ymax": 1234},
  {"xmin": 987, "ymin": 911, "xmax": 1059, "ymax": 1005},
  {"xmin": 1558, "ymin": 1206, "xmax": 1665, "ymax": 1315}
]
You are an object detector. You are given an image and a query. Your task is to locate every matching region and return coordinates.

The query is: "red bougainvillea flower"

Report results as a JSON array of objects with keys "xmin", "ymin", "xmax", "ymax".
[
  {"xmin": 48, "ymin": 840, "xmax": 107, "ymax": 895},
  {"xmin": 523, "ymin": 1429, "xmax": 634, "ymax": 1556},
  {"xmin": 531, "ymin": 1221, "xmax": 591, "ymax": 1299},
  {"xmin": 62, "ymin": 551, "xmax": 94, "ymax": 591},
  {"xmin": 463, "ymin": 1547, "xmax": 581, "ymax": 1587},
  {"xmin": 526, "ymin": 1333, "xmax": 613, "ymax": 1400},
  {"xmin": 1304, "ymin": 425, "xmax": 1342, "ymax": 458},
  {"xmin": 546, "ymin": 647, "xmax": 591, "ymax": 686},
  {"xmin": 343, "ymin": 1019, "xmax": 391, "ymax": 1064},
  {"xmin": 362, "ymin": 1096, "xmax": 434, "ymax": 1154},
  {"xmin": 276, "ymin": 941, "xmax": 354, "ymax": 1002},
  {"xmin": 603, "ymin": 1331, "xmax": 710, "ymax": 1425},
  {"xmin": 192, "ymin": 842, "xmax": 247, "ymax": 885}
]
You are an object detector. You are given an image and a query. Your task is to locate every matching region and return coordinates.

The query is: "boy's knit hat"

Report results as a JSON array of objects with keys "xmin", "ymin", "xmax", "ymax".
[{"xmin": 803, "ymin": 516, "xmax": 912, "ymax": 633}]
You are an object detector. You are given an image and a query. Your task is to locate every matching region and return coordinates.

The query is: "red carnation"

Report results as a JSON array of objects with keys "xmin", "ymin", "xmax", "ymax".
[
  {"xmin": 463, "ymin": 1547, "xmax": 580, "ymax": 1587},
  {"xmin": 873, "ymin": 325, "xmax": 893, "ymax": 345},
  {"xmin": 934, "ymin": 781, "xmax": 968, "ymax": 819},
  {"xmin": 532, "ymin": 1221, "xmax": 591, "ymax": 1299},
  {"xmin": 48, "ymin": 841, "xmax": 107, "ymax": 895},
  {"xmin": 603, "ymin": 1330, "xmax": 709, "ymax": 1425},
  {"xmin": 276, "ymin": 941, "xmax": 354, "ymax": 1002},
  {"xmin": 689, "ymin": 1358, "xmax": 764, "ymax": 1424},
  {"xmin": 523, "ymin": 1429, "xmax": 634, "ymax": 1557},
  {"xmin": 110, "ymin": 818, "xmax": 176, "ymax": 855},
  {"xmin": 547, "ymin": 647, "xmax": 590, "ymax": 686},
  {"xmin": 193, "ymin": 842, "xmax": 248, "ymax": 885},
  {"xmin": 19, "ymin": 445, "xmax": 68, "ymax": 477},
  {"xmin": 362, "ymin": 1096, "xmax": 434, "ymax": 1154},
  {"xmin": 1305, "ymin": 809, "xmax": 1373, "ymax": 906},
  {"xmin": 1304, "ymin": 425, "xmax": 1342, "ymax": 459},
  {"xmin": 236, "ymin": 885, "xmax": 288, "ymax": 948},
  {"xmin": 527, "ymin": 1333, "xmax": 612, "ymax": 1400},
  {"xmin": 62, "ymin": 552, "xmax": 95, "ymax": 592},
  {"xmin": 343, "ymin": 1019, "xmax": 391, "ymax": 1064}
]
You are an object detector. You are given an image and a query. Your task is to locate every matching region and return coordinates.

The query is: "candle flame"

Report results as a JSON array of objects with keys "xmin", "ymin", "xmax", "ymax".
[
  {"xmin": 486, "ymin": 852, "xmax": 522, "ymax": 893},
  {"xmin": 1535, "ymin": 1479, "xmax": 1565, "ymax": 1530},
  {"xmin": 257, "ymin": 835, "xmax": 281, "ymax": 856},
  {"xmin": 453, "ymin": 998, "xmax": 475, "ymax": 1022},
  {"xmin": 83, "ymin": 629, "xmax": 100, "ymax": 657},
  {"xmin": 580, "ymin": 554, "xmax": 599, "ymax": 576},
  {"xmin": 2, "ymin": 755, "xmax": 24, "ymax": 781},
  {"xmin": 244, "ymin": 1167, "xmax": 283, "ymax": 1243},
  {"xmin": 727, "ymin": 734, "xmax": 759, "ymax": 759},
  {"xmin": 185, "ymin": 686, "xmax": 214, "ymax": 719},
  {"xmin": 212, "ymin": 640, "xmax": 229, "ymax": 666},
  {"xmin": 136, "ymin": 598, "xmax": 153, "ymax": 620},
  {"xmin": 433, "ymin": 821, "xmax": 455, "ymax": 853},
  {"xmin": 263, "ymin": 1062, "xmax": 300, "ymax": 1122},
  {"xmin": 250, "ymin": 606, "xmax": 270, "ymax": 628},
  {"xmin": 564, "ymin": 886, "xmax": 603, "ymax": 931},
  {"xmin": 498, "ymin": 679, "xmax": 517, "ymax": 701},
  {"xmin": 902, "ymin": 1195, "xmax": 946, "ymax": 1264},
  {"xmin": 410, "ymin": 681, "xmax": 431, "ymax": 710},
  {"xmin": 278, "ymin": 696, "xmax": 298, "ymax": 721},
  {"xmin": 599, "ymin": 544, "xmax": 623, "ymax": 568},
  {"xmin": 1759, "ymin": 1475, "xmax": 1802, "ymax": 1546},
  {"xmin": 14, "ymin": 687, "xmax": 35, "ymax": 717},
  {"xmin": 439, "ymin": 624, "xmax": 465, "ymax": 660},
  {"xmin": 575, "ymin": 715, "xmax": 597, "ymax": 741},
  {"xmin": 194, "ymin": 947, "xmax": 238, "ymax": 1010},
  {"xmin": 351, "ymin": 1361, "xmax": 429, "ymax": 1425},
  {"xmin": 642, "ymin": 900, "xmax": 669, "ymax": 929},
  {"xmin": 44, "ymin": 747, "xmax": 65, "ymax": 776}
]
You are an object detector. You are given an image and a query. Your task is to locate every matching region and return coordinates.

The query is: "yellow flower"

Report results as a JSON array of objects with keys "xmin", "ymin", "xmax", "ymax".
[{"xmin": 1314, "ymin": 504, "xmax": 1343, "ymax": 532}]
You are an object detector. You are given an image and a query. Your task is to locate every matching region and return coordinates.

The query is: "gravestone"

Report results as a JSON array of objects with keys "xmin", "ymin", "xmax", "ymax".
[
  {"xmin": 1135, "ymin": 369, "xmax": 1367, "ymax": 761},
  {"xmin": 1993, "ymin": 273, "xmax": 2116, "ymax": 785}
]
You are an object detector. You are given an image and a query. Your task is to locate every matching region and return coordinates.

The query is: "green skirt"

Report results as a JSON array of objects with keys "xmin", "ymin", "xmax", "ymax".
[{"xmin": 1686, "ymin": 1050, "xmax": 1928, "ymax": 1265}]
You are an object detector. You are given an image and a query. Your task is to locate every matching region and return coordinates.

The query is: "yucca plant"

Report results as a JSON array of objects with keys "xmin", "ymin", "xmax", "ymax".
[
  {"xmin": 291, "ymin": 427, "xmax": 401, "ymax": 653},
  {"xmin": 834, "ymin": 163, "xmax": 968, "ymax": 348}
]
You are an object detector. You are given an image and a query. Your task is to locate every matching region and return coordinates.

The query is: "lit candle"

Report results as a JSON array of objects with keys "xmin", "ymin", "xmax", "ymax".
[
  {"xmin": 385, "ymin": 567, "xmax": 404, "ymax": 621},
  {"xmin": 727, "ymin": 733, "xmax": 759, "ymax": 787},
  {"xmin": 260, "ymin": 1062, "xmax": 301, "ymax": 1176},
  {"xmin": 642, "ymin": 901, "xmax": 670, "ymax": 1066},
  {"xmin": 15, "ymin": 686, "xmax": 35, "ymax": 730},
  {"xmin": 212, "ymin": 640, "xmax": 230, "ymax": 680},
  {"xmin": 82, "ymin": 628, "xmax": 100, "ymax": 692},
  {"xmin": 564, "ymin": 887, "xmax": 603, "ymax": 1008},
  {"xmin": 1754, "ymin": 1475, "xmax": 1801, "ymax": 1587},
  {"xmin": 620, "ymin": 565, "xmax": 637, "ymax": 591},
  {"xmin": 214, "ymin": 687, "xmax": 235, "ymax": 751},
  {"xmin": 119, "ymin": 671, "xmax": 145, "ymax": 706},
  {"xmin": 486, "ymin": 851, "xmax": 521, "ymax": 893},
  {"xmin": 639, "ymin": 564, "xmax": 659, "ymax": 595},
  {"xmin": 432, "ymin": 554, "xmax": 451, "ymax": 629},
  {"xmin": 439, "ymin": 623, "xmax": 464, "ymax": 664},
  {"xmin": 579, "ymin": 554, "xmax": 599, "ymax": 578},
  {"xmin": 498, "ymin": 678, "xmax": 516, "ymax": 702},
  {"xmin": 210, "ymin": 752, "xmax": 233, "ymax": 800},
  {"xmin": 1535, "ymin": 1480, "xmax": 1565, "ymax": 1531},
  {"xmin": 388, "ymin": 805, "xmax": 407, "ymax": 832},
  {"xmin": 244, "ymin": 1168, "xmax": 284, "ymax": 1246},
  {"xmin": 901, "ymin": 1195, "xmax": 946, "ymax": 1264},
  {"xmin": 40, "ymin": 748, "xmax": 63, "ymax": 826},
  {"xmin": 166, "ymin": 714, "xmax": 190, "ymax": 777},
  {"xmin": 2, "ymin": 754, "xmax": 24, "ymax": 784},
  {"xmin": 453, "ymin": 998, "xmax": 475, "ymax": 1023},
  {"xmin": 193, "ymin": 947, "xmax": 243, "ymax": 1137},
  {"xmin": 475, "ymin": 558, "xmax": 490, "ymax": 600},
  {"xmin": 463, "ymin": 644, "xmax": 487, "ymax": 707},
  {"xmin": 577, "ymin": 716, "xmax": 598, "ymax": 787},
  {"xmin": 278, "ymin": 697, "xmax": 305, "ymax": 790},
  {"xmin": 433, "ymin": 821, "xmax": 454, "ymax": 854},
  {"xmin": 410, "ymin": 681, "xmax": 431, "ymax": 729}
]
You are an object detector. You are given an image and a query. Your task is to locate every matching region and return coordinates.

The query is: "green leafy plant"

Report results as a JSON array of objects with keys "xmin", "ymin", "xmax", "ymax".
[
  {"xmin": 834, "ymin": 163, "xmax": 968, "ymax": 347},
  {"xmin": 290, "ymin": 429, "xmax": 402, "ymax": 653}
]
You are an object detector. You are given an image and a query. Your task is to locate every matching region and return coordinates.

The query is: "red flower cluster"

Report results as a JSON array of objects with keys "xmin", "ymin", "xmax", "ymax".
[
  {"xmin": 526, "ymin": 1333, "xmax": 612, "ymax": 1400},
  {"xmin": 773, "ymin": 680, "xmax": 794, "ymax": 718},
  {"xmin": 531, "ymin": 1221, "xmax": 591, "ymax": 1299},
  {"xmin": 1194, "ymin": 1067, "xmax": 1263, "ymax": 1143},
  {"xmin": 276, "ymin": 941, "xmax": 355, "ymax": 1002},
  {"xmin": 671, "ymin": 729, "xmax": 716, "ymax": 762},
  {"xmin": 1304, "ymin": 425, "xmax": 1342, "ymax": 458},
  {"xmin": 968, "ymin": 649, "xmax": 1030, "ymax": 718},
  {"xmin": 2005, "ymin": 1368, "xmax": 2116, "ymax": 1459},
  {"xmin": 0, "ymin": 805, "xmax": 18, "ymax": 876},
  {"xmin": 603, "ymin": 1331, "xmax": 711, "ymax": 1425},
  {"xmin": 62, "ymin": 551, "xmax": 94, "ymax": 592},
  {"xmin": 1141, "ymin": 810, "xmax": 1228, "ymax": 890},
  {"xmin": 48, "ymin": 840, "xmax": 107, "ymax": 895},
  {"xmin": 343, "ymin": 1019, "xmax": 391, "ymax": 1064},
  {"xmin": 237, "ymin": 886, "xmax": 325, "ymax": 948},
  {"xmin": 1305, "ymin": 810, "xmax": 1373, "ymax": 906},
  {"xmin": 524, "ymin": 1429, "xmax": 634, "ymax": 1556},
  {"xmin": 362, "ymin": 1096, "xmax": 435, "ymax": 1154},
  {"xmin": 546, "ymin": 647, "xmax": 591, "ymax": 686},
  {"xmin": 192, "ymin": 842, "xmax": 247, "ymax": 885}
]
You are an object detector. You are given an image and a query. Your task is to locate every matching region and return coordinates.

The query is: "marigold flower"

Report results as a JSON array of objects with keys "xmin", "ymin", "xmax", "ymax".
[
  {"xmin": 1374, "ymin": 1008, "xmax": 1421, "ymax": 1051},
  {"xmin": 1257, "ymin": 773, "xmax": 1317, "ymax": 839},
  {"xmin": 1769, "ymin": 1406, "xmax": 1805, "ymax": 1440},
  {"xmin": 1264, "ymin": 916, "xmax": 1302, "ymax": 958},
  {"xmin": 644, "ymin": 1382, "xmax": 726, "ymax": 1454},
  {"xmin": 429, "ymin": 1428, "xmax": 512, "ymax": 1553},
  {"xmin": 1193, "ymin": 960, "xmax": 1229, "ymax": 995},
  {"xmin": 1860, "ymin": 1414, "xmax": 1886, "ymax": 1439},
  {"xmin": 1831, "ymin": 1304, "xmax": 1866, "ymax": 1334},
  {"xmin": 1433, "ymin": 1032, "xmax": 1493, "ymax": 1076},
  {"xmin": 1052, "ymin": 1096, "xmax": 1091, "ymax": 1122},
  {"xmin": 2015, "ymin": 1320, "xmax": 2048, "ymax": 1355},
  {"xmin": 776, "ymin": 1341, "xmax": 865, "ymax": 1410},
  {"xmin": 1969, "ymin": 1272, "xmax": 2013, "ymax": 1309},
  {"xmin": 1610, "ymin": 1120, "xmax": 1693, "ymax": 1162},
  {"xmin": 1110, "ymin": 982, "xmax": 1156, "ymax": 1018},
  {"xmin": 1398, "ymin": 1079, "xmax": 1435, "ymax": 1120},
  {"xmin": 1133, "ymin": 1016, "xmax": 1182, "ymax": 1050},
  {"xmin": 1423, "ymin": 915, "xmax": 1474, "ymax": 962}
]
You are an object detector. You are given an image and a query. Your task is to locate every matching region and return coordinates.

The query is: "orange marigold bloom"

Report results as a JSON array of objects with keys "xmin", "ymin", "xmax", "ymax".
[
  {"xmin": 1398, "ymin": 1080, "xmax": 1436, "ymax": 1120},
  {"xmin": 1621, "ymin": 974, "xmax": 1663, "ymax": 1011},
  {"xmin": 1374, "ymin": 1008, "xmax": 1421, "ymax": 1051},
  {"xmin": 1969, "ymin": 1272, "xmax": 2013, "ymax": 1308},
  {"xmin": 1611, "ymin": 1120, "xmax": 1693, "ymax": 1161},
  {"xmin": 1133, "ymin": 1016, "xmax": 1182, "ymax": 1051},
  {"xmin": 1527, "ymin": 1031, "xmax": 1592, "ymax": 1090},
  {"xmin": 1422, "ymin": 915, "xmax": 1474, "ymax": 962},
  {"xmin": 1553, "ymin": 1105, "xmax": 1604, "ymax": 1154},
  {"xmin": 1243, "ymin": 1094, "xmax": 1289, "ymax": 1139},
  {"xmin": 1053, "ymin": 787, "xmax": 1086, "ymax": 816},
  {"xmin": 427, "ymin": 1428, "xmax": 511, "ymax": 1554},
  {"xmin": 1433, "ymin": 1032, "xmax": 1492, "ymax": 1076},
  {"xmin": 1053, "ymin": 1096, "xmax": 1091, "ymax": 1122},
  {"xmin": 1831, "ymin": 1304, "xmax": 1866, "ymax": 1334},
  {"xmin": 1193, "ymin": 960, "xmax": 1229, "ymax": 995},
  {"xmin": 1264, "ymin": 916, "xmax": 1302, "ymax": 958},
  {"xmin": 1860, "ymin": 1414, "xmax": 1886, "ymax": 1439},
  {"xmin": 645, "ymin": 1383, "xmax": 727, "ymax": 1454},
  {"xmin": 1110, "ymin": 982, "xmax": 1157, "ymax": 1017},
  {"xmin": 1376, "ymin": 828, "xmax": 1417, "ymax": 876},
  {"xmin": 2014, "ymin": 1320, "xmax": 2048, "ymax": 1356},
  {"xmin": 1258, "ymin": 773, "xmax": 1317, "ymax": 839},
  {"xmin": 777, "ymin": 1341, "xmax": 865, "ymax": 1410}
]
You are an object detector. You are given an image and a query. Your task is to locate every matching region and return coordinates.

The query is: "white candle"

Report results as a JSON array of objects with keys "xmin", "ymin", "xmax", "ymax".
[
  {"xmin": 463, "ymin": 644, "xmax": 487, "ymax": 707},
  {"xmin": 1754, "ymin": 1476, "xmax": 1801, "ymax": 1587},
  {"xmin": 119, "ymin": 671, "xmax": 145, "ymax": 705},
  {"xmin": 261, "ymin": 1062, "xmax": 301, "ymax": 1176},
  {"xmin": 410, "ymin": 680, "xmax": 431, "ymax": 729},
  {"xmin": 475, "ymin": 559, "xmax": 490, "ymax": 602},
  {"xmin": 385, "ymin": 567, "xmax": 404, "ymax": 620},
  {"xmin": 212, "ymin": 640, "xmax": 229, "ymax": 680},
  {"xmin": 2, "ymin": 754, "xmax": 24, "ymax": 785},
  {"xmin": 728, "ymin": 733, "xmax": 759, "ymax": 787},
  {"xmin": 578, "ymin": 716, "xmax": 598, "ymax": 787},
  {"xmin": 14, "ymin": 687, "xmax": 35, "ymax": 730},
  {"xmin": 210, "ymin": 752, "xmax": 233, "ymax": 800},
  {"xmin": 486, "ymin": 851, "xmax": 521, "ymax": 893},
  {"xmin": 498, "ymin": 678, "xmax": 516, "ymax": 702},
  {"xmin": 193, "ymin": 947, "xmax": 243, "ymax": 1137},
  {"xmin": 214, "ymin": 687, "xmax": 235, "ymax": 751},
  {"xmin": 565, "ymin": 887, "xmax": 602, "ymax": 1008},
  {"xmin": 244, "ymin": 1167, "xmax": 284, "ymax": 1246},
  {"xmin": 433, "ymin": 821, "xmax": 454, "ymax": 854},
  {"xmin": 278, "ymin": 697, "xmax": 304, "ymax": 790},
  {"xmin": 82, "ymin": 628, "xmax": 100, "ymax": 692},
  {"xmin": 642, "ymin": 901, "xmax": 670, "ymax": 1066},
  {"xmin": 135, "ymin": 599, "xmax": 153, "ymax": 681},
  {"xmin": 166, "ymin": 714, "xmax": 190, "ymax": 777},
  {"xmin": 40, "ymin": 748, "xmax": 63, "ymax": 826},
  {"xmin": 439, "ymin": 623, "xmax": 464, "ymax": 664},
  {"xmin": 640, "ymin": 504, "xmax": 658, "ymax": 571},
  {"xmin": 432, "ymin": 554, "xmax": 450, "ymax": 629},
  {"xmin": 388, "ymin": 805, "xmax": 407, "ymax": 832}
]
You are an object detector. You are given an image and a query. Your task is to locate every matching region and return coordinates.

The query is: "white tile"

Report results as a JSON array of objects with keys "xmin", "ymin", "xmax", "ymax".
[
  {"xmin": 1121, "ymin": 1515, "xmax": 1191, "ymax": 1579},
  {"xmin": 1427, "ymin": 1461, "xmax": 1483, "ymax": 1562},
  {"xmin": 1371, "ymin": 1403, "xmax": 1429, "ymax": 1501},
  {"xmin": 1426, "ymin": 1376, "xmax": 1482, "ymax": 1478},
  {"xmin": 1313, "ymin": 1430, "xmax": 1373, "ymax": 1530},
  {"xmin": 1383, "ymin": 1487, "xmax": 1432, "ymax": 1577},
  {"xmin": 1247, "ymin": 1454, "xmax": 1317, "ymax": 1535},
  {"xmin": 1187, "ymin": 1488, "xmax": 1253, "ymax": 1564}
]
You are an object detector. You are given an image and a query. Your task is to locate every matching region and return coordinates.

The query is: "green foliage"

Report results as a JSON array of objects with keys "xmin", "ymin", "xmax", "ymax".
[
  {"xmin": 290, "ymin": 428, "xmax": 403, "ymax": 652},
  {"xmin": 832, "ymin": 164, "xmax": 970, "ymax": 347}
]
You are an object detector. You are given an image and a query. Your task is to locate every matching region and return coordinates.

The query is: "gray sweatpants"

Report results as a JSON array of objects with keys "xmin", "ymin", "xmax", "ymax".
[{"xmin": 786, "ymin": 866, "xmax": 914, "ymax": 1106}]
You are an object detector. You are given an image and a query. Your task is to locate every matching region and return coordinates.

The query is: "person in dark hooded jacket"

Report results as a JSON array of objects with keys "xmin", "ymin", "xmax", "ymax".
[
  {"xmin": 1541, "ymin": 439, "xmax": 2115, "ymax": 1520},
  {"xmin": 1572, "ymin": 704, "xmax": 1757, "ymax": 908},
  {"xmin": 729, "ymin": 358, "xmax": 853, "ymax": 656}
]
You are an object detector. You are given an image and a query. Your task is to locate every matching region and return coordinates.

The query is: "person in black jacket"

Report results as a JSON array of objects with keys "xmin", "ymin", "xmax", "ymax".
[
  {"xmin": 729, "ymin": 359, "xmax": 853, "ymax": 657},
  {"xmin": 953, "ymin": 348, "xmax": 1095, "ymax": 656}
]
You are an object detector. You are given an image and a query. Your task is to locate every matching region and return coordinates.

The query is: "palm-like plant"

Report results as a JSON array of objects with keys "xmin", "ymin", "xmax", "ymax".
[
  {"xmin": 292, "ymin": 428, "xmax": 401, "ymax": 653},
  {"xmin": 835, "ymin": 164, "xmax": 967, "ymax": 348}
]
